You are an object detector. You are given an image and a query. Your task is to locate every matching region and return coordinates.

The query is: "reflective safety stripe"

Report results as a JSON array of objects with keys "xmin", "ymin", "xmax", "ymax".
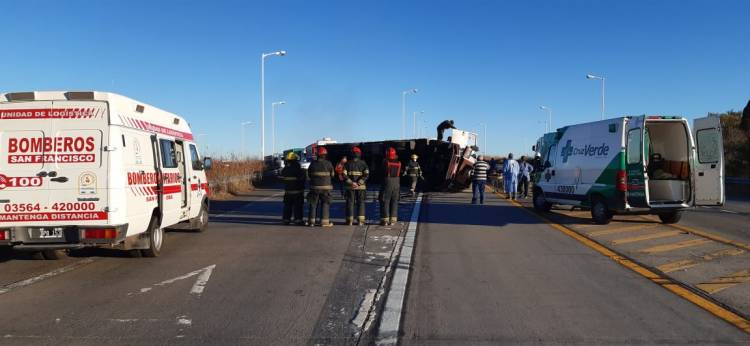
[
  {"xmin": 284, "ymin": 190, "xmax": 304, "ymax": 194},
  {"xmin": 407, "ymin": 174, "xmax": 419, "ymax": 177},
  {"xmin": 344, "ymin": 185, "xmax": 367, "ymax": 190},
  {"xmin": 311, "ymin": 185, "xmax": 333, "ymax": 190},
  {"xmin": 349, "ymin": 172, "xmax": 363, "ymax": 176},
  {"xmin": 280, "ymin": 177, "xmax": 299, "ymax": 181},
  {"xmin": 310, "ymin": 172, "xmax": 332, "ymax": 177}
]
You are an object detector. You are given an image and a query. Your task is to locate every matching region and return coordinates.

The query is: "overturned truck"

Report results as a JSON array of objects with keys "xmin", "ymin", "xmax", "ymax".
[{"xmin": 320, "ymin": 138, "xmax": 477, "ymax": 191}]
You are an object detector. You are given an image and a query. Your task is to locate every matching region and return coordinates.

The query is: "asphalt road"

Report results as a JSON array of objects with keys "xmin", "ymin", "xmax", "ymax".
[
  {"xmin": 401, "ymin": 191, "xmax": 750, "ymax": 344},
  {"xmin": 0, "ymin": 187, "xmax": 413, "ymax": 345},
  {"xmin": 0, "ymin": 186, "xmax": 748, "ymax": 345}
]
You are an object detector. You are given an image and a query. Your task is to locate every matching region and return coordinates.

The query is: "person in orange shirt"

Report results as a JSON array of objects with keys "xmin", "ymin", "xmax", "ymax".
[{"xmin": 335, "ymin": 156, "xmax": 348, "ymax": 197}]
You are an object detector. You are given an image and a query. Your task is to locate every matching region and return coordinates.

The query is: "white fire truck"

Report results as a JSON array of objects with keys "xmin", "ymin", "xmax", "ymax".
[{"xmin": 0, "ymin": 91, "xmax": 211, "ymax": 259}]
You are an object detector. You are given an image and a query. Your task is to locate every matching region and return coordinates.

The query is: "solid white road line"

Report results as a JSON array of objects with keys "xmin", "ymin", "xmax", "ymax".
[
  {"xmin": 0, "ymin": 259, "xmax": 95, "ymax": 295},
  {"xmin": 375, "ymin": 193, "xmax": 423, "ymax": 345}
]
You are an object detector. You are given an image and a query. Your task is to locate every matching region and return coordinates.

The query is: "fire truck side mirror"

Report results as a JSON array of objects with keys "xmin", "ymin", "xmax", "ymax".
[
  {"xmin": 203, "ymin": 157, "xmax": 213, "ymax": 170},
  {"xmin": 531, "ymin": 145, "xmax": 536, "ymax": 151}
]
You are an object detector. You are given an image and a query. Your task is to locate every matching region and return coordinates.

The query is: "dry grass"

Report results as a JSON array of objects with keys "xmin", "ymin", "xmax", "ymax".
[{"xmin": 206, "ymin": 157, "xmax": 264, "ymax": 200}]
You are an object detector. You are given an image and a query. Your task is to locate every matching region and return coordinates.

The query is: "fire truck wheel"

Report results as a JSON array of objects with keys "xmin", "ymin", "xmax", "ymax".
[
  {"xmin": 194, "ymin": 202, "xmax": 209, "ymax": 232},
  {"xmin": 141, "ymin": 216, "xmax": 163, "ymax": 257},
  {"xmin": 658, "ymin": 211, "xmax": 683, "ymax": 224},
  {"xmin": 42, "ymin": 249, "xmax": 64, "ymax": 260}
]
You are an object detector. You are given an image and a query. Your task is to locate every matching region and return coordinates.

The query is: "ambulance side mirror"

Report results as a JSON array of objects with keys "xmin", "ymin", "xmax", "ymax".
[{"xmin": 203, "ymin": 157, "xmax": 213, "ymax": 170}]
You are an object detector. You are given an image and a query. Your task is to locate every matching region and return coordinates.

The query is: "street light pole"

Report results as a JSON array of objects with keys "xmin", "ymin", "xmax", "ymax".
[
  {"xmin": 586, "ymin": 74, "xmax": 606, "ymax": 120},
  {"xmin": 261, "ymin": 50, "xmax": 287, "ymax": 159},
  {"xmin": 401, "ymin": 88, "xmax": 418, "ymax": 139},
  {"xmin": 413, "ymin": 110, "xmax": 424, "ymax": 138},
  {"xmin": 539, "ymin": 105, "xmax": 552, "ymax": 132},
  {"xmin": 271, "ymin": 101, "xmax": 286, "ymax": 156}
]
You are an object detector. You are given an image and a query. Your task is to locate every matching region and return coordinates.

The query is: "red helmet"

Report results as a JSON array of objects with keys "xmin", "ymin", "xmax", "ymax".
[
  {"xmin": 318, "ymin": 147, "xmax": 328, "ymax": 156},
  {"xmin": 352, "ymin": 146, "xmax": 362, "ymax": 155},
  {"xmin": 387, "ymin": 147, "xmax": 397, "ymax": 160}
]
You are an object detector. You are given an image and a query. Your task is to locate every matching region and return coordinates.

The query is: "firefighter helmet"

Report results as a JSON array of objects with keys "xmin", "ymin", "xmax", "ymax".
[
  {"xmin": 387, "ymin": 147, "xmax": 397, "ymax": 160},
  {"xmin": 318, "ymin": 147, "xmax": 328, "ymax": 156},
  {"xmin": 352, "ymin": 146, "xmax": 362, "ymax": 155},
  {"xmin": 411, "ymin": 154, "xmax": 418, "ymax": 160},
  {"xmin": 285, "ymin": 152, "xmax": 298, "ymax": 161}
]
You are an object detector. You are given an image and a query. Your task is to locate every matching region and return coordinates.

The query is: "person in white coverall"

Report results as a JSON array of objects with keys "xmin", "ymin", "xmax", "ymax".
[{"xmin": 503, "ymin": 153, "xmax": 520, "ymax": 200}]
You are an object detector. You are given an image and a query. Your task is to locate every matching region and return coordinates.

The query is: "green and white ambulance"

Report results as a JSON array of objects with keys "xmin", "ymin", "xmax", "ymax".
[{"xmin": 532, "ymin": 115, "xmax": 724, "ymax": 224}]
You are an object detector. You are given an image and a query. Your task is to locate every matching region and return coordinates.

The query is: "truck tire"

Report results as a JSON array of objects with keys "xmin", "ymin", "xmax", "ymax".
[
  {"xmin": 192, "ymin": 202, "xmax": 209, "ymax": 232},
  {"xmin": 141, "ymin": 216, "xmax": 163, "ymax": 257},
  {"xmin": 591, "ymin": 197, "xmax": 613, "ymax": 225},
  {"xmin": 42, "ymin": 249, "xmax": 64, "ymax": 260},
  {"xmin": 658, "ymin": 211, "xmax": 683, "ymax": 224},
  {"xmin": 533, "ymin": 190, "xmax": 552, "ymax": 212}
]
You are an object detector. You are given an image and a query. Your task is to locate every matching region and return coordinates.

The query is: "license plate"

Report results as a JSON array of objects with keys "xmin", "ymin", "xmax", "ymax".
[{"xmin": 29, "ymin": 228, "xmax": 63, "ymax": 239}]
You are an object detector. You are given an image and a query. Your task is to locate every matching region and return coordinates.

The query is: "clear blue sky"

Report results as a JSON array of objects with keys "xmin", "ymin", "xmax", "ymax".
[{"xmin": 2, "ymin": 0, "xmax": 748, "ymax": 157}]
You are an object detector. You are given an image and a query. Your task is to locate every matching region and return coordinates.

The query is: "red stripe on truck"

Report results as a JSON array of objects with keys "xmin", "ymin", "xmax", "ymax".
[{"xmin": 160, "ymin": 184, "xmax": 182, "ymax": 194}]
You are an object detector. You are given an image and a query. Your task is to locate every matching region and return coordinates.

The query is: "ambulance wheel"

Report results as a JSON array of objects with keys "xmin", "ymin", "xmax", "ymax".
[
  {"xmin": 193, "ymin": 202, "xmax": 209, "ymax": 232},
  {"xmin": 658, "ymin": 211, "xmax": 682, "ymax": 224},
  {"xmin": 591, "ymin": 197, "xmax": 613, "ymax": 225},
  {"xmin": 533, "ymin": 190, "xmax": 552, "ymax": 212},
  {"xmin": 141, "ymin": 217, "xmax": 163, "ymax": 258},
  {"xmin": 42, "ymin": 249, "xmax": 64, "ymax": 260}
]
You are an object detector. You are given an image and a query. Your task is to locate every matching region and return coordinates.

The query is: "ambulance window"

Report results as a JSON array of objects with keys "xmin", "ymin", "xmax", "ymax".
[
  {"xmin": 189, "ymin": 144, "xmax": 202, "ymax": 171},
  {"xmin": 627, "ymin": 129, "xmax": 642, "ymax": 164},
  {"xmin": 696, "ymin": 128, "xmax": 720, "ymax": 163},
  {"xmin": 159, "ymin": 139, "xmax": 178, "ymax": 168}
]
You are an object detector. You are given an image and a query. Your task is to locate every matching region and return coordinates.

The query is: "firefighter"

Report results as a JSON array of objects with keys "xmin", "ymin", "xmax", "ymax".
[
  {"xmin": 380, "ymin": 147, "xmax": 402, "ymax": 225},
  {"xmin": 280, "ymin": 151, "xmax": 306, "ymax": 225},
  {"xmin": 344, "ymin": 146, "xmax": 369, "ymax": 225},
  {"xmin": 403, "ymin": 154, "xmax": 422, "ymax": 196},
  {"xmin": 307, "ymin": 147, "xmax": 335, "ymax": 227},
  {"xmin": 436, "ymin": 119, "xmax": 456, "ymax": 141}
]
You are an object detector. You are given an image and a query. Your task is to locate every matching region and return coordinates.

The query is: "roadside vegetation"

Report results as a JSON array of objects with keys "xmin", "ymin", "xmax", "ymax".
[
  {"xmin": 715, "ymin": 110, "xmax": 750, "ymax": 178},
  {"xmin": 206, "ymin": 157, "xmax": 263, "ymax": 200}
]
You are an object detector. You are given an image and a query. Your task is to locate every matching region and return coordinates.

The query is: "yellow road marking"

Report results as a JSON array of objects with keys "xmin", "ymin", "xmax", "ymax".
[
  {"xmin": 588, "ymin": 224, "xmax": 659, "ymax": 237},
  {"xmin": 658, "ymin": 248, "xmax": 746, "ymax": 273},
  {"xmin": 666, "ymin": 223, "xmax": 750, "ymax": 252},
  {"xmin": 639, "ymin": 239, "xmax": 712, "ymax": 254},
  {"xmin": 495, "ymin": 191, "xmax": 750, "ymax": 334},
  {"xmin": 611, "ymin": 230, "xmax": 683, "ymax": 245},
  {"xmin": 697, "ymin": 270, "xmax": 750, "ymax": 294}
]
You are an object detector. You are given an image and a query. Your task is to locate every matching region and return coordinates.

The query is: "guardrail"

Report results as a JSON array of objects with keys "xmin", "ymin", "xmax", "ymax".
[{"xmin": 726, "ymin": 177, "xmax": 750, "ymax": 199}]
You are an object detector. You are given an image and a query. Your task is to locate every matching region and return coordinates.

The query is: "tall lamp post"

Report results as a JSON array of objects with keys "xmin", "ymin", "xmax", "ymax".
[
  {"xmin": 271, "ymin": 101, "xmax": 286, "ymax": 156},
  {"xmin": 196, "ymin": 133, "xmax": 208, "ymax": 155},
  {"xmin": 539, "ymin": 105, "xmax": 552, "ymax": 132},
  {"xmin": 586, "ymin": 74, "xmax": 605, "ymax": 120},
  {"xmin": 261, "ymin": 50, "xmax": 286, "ymax": 159},
  {"xmin": 401, "ymin": 88, "xmax": 418, "ymax": 139},
  {"xmin": 241, "ymin": 121, "xmax": 254, "ymax": 158},
  {"xmin": 413, "ymin": 110, "xmax": 424, "ymax": 138}
]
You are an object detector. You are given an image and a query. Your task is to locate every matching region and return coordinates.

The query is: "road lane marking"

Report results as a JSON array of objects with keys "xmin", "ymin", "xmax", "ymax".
[
  {"xmin": 588, "ymin": 224, "xmax": 659, "ymax": 237},
  {"xmin": 658, "ymin": 248, "xmax": 746, "ymax": 273},
  {"xmin": 129, "ymin": 264, "xmax": 216, "ymax": 297},
  {"xmin": 497, "ymin": 192, "xmax": 750, "ymax": 334},
  {"xmin": 663, "ymin": 222, "xmax": 750, "ymax": 252},
  {"xmin": 610, "ymin": 230, "xmax": 683, "ymax": 245},
  {"xmin": 697, "ymin": 270, "xmax": 750, "ymax": 294},
  {"xmin": 0, "ymin": 259, "xmax": 95, "ymax": 295},
  {"xmin": 375, "ymin": 193, "xmax": 423, "ymax": 345},
  {"xmin": 639, "ymin": 239, "xmax": 712, "ymax": 254}
]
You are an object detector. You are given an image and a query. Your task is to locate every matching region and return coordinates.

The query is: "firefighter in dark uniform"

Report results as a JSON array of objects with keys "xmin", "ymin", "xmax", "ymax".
[
  {"xmin": 380, "ymin": 147, "xmax": 402, "ymax": 226},
  {"xmin": 280, "ymin": 151, "xmax": 306, "ymax": 225},
  {"xmin": 436, "ymin": 119, "xmax": 456, "ymax": 141},
  {"xmin": 306, "ymin": 147, "xmax": 335, "ymax": 227},
  {"xmin": 343, "ymin": 146, "xmax": 369, "ymax": 225},
  {"xmin": 404, "ymin": 154, "xmax": 422, "ymax": 196}
]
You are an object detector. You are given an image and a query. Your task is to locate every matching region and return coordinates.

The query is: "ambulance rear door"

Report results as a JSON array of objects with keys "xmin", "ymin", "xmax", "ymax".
[
  {"xmin": 692, "ymin": 115, "xmax": 725, "ymax": 206},
  {"xmin": 625, "ymin": 115, "xmax": 649, "ymax": 207},
  {"xmin": 0, "ymin": 101, "xmax": 54, "ymax": 224},
  {"xmin": 46, "ymin": 100, "xmax": 110, "ymax": 225}
]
